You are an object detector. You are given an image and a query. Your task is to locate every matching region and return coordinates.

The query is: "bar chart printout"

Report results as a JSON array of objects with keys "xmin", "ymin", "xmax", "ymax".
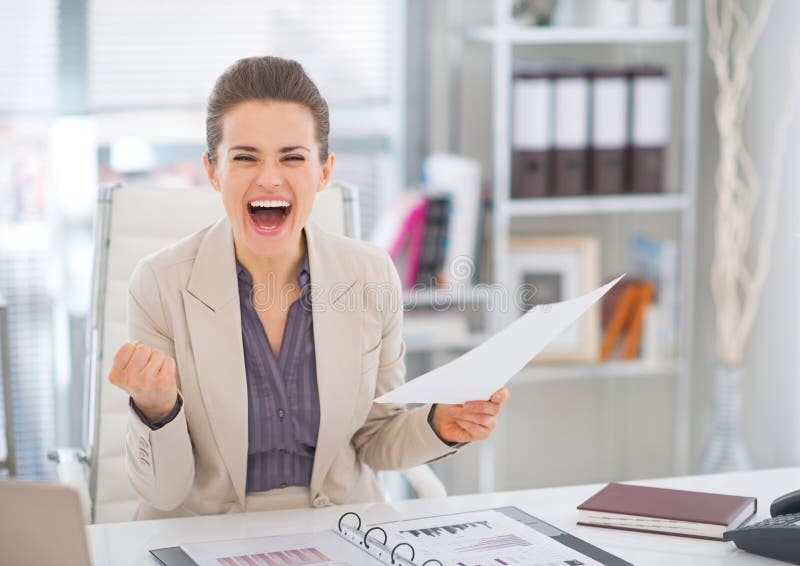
[
  {"xmin": 216, "ymin": 547, "xmax": 330, "ymax": 566},
  {"xmin": 180, "ymin": 530, "xmax": 383, "ymax": 566},
  {"xmin": 379, "ymin": 510, "xmax": 605, "ymax": 566}
]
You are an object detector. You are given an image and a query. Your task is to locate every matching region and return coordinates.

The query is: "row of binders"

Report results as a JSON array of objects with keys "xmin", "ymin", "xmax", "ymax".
[
  {"xmin": 513, "ymin": 61, "xmax": 671, "ymax": 198},
  {"xmin": 380, "ymin": 192, "xmax": 452, "ymax": 290},
  {"xmin": 370, "ymin": 154, "xmax": 483, "ymax": 291}
]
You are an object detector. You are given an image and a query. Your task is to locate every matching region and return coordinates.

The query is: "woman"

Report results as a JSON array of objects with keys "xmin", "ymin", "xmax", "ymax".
[{"xmin": 108, "ymin": 56, "xmax": 509, "ymax": 519}]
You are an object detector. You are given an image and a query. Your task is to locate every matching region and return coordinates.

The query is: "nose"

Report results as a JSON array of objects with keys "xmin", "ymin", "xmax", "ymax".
[{"xmin": 256, "ymin": 160, "xmax": 283, "ymax": 188}]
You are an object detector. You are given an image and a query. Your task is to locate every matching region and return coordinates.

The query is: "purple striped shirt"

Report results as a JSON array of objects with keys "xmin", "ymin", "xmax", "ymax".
[{"xmin": 236, "ymin": 255, "xmax": 320, "ymax": 493}]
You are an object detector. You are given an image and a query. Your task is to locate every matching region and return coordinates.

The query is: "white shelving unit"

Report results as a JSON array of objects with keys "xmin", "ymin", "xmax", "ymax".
[
  {"xmin": 448, "ymin": 0, "xmax": 701, "ymax": 491},
  {"xmin": 506, "ymin": 193, "xmax": 690, "ymax": 217},
  {"xmin": 462, "ymin": 24, "xmax": 694, "ymax": 45},
  {"xmin": 514, "ymin": 359, "xmax": 684, "ymax": 384}
]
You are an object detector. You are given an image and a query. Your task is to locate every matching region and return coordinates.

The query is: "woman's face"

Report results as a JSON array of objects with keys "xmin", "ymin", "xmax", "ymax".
[{"xmin": 203, "ymin": 99, "xmax": 334, "ymax": 259}]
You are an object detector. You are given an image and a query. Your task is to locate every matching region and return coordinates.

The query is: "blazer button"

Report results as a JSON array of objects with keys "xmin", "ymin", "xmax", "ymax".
[{"xmin": 278, "ymin": 409, "xmax": 286, "ymax": 418}]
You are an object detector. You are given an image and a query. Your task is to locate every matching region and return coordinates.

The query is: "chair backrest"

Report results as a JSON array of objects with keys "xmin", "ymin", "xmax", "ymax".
[
  {"xmin": 0, "ymin": 293, "xmax": 15, "ymax": 476},
  {"xmin": 86, "ymin": 182, "xmax": 359, "ymax": 523},
  {"xmin": 0, "ymin": 481, "xmax": 92, "ymax": 566}
]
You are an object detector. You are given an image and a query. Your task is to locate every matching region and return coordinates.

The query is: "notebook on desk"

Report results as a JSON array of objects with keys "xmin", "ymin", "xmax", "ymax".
[
  {"xmin": 577, "ymin": 482, "xmax": 757, "ymax": 540},
  {"xmin": 151, "ymin": 506, "xmax": 632, "ymax": 566}
]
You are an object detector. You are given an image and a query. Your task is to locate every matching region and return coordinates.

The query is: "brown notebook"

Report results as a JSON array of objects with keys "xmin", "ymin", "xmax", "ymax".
[{"xmin": 577, "ymin": 482, "xmax": 757, "ymax": 540}]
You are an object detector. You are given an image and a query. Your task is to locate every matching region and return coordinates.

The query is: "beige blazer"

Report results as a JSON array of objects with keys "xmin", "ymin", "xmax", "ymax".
[{"xmin": 125, "ymin": 218, "xmax": 457, "ymax": 519}]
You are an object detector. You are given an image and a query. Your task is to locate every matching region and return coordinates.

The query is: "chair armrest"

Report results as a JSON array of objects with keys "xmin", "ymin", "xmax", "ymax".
[
  {"xmin": 48, "ymin": 448, "xmax": 91, "ymax": 522},
  {"xmin": 402, "ymin": 464, "xmax": 447, "ymax": 499}
]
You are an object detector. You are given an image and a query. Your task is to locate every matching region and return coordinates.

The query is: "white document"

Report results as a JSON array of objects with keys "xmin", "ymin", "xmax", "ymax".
[
  {"xmin": 380, "ymin": 509, "xmax": 605, "ymax": 566},
  {"xmin": 376, "ymin": 275, "xmax": 624, "ymax": 404},
  {"xmin": 180, "ymin": 530, "xmax": 383, "ymax": 566}
]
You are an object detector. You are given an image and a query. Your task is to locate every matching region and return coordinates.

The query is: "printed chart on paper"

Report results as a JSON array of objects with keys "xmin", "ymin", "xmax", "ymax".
[{"xmin": 379, "ymin": 510, "xmax": 604, "ymax": 566}]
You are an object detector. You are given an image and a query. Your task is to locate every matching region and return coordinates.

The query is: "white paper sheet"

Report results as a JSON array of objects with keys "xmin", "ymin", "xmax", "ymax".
[
  {"xmin": 379, "ymin": 509, "xmax": 605, "ymax": 566},
  {"xmin": 180, "ymin": 530, "xmax": 384, "ymax": 566},
  {"xmin": 376, "ymin": 275, "xmax": 624, "ymax": 404}
]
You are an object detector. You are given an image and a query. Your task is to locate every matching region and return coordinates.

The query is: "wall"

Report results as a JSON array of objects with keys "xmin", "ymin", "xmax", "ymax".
[{"xmin": 692, "ymin": 0, "xmax": 800, "ymax": 469}]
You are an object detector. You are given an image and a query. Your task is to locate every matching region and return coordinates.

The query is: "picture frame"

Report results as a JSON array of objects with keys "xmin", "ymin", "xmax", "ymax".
[{"xmin": 509, "ymin": 235, "xmax": 600, "ymax": 363}]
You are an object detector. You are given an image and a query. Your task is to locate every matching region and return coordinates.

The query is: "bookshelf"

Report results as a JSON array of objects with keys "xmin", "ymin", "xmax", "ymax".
[
  {"xmin": 506, "ymin": 193, "xmax": 690, "ymax": 217},
  {"xmin": 461, "ymin": 24, "xmax": 694, "ymax": 45},
  {"xmin": 514, "ymin": 359, "xmax": 684, "ymax": 384},
  {"xmin": 404, "ymin": 333, "xmax": 486, "ymax": 354},
  {"xmin": 444, "ymin": 0, "xmax": 701, "ymax": 492}
]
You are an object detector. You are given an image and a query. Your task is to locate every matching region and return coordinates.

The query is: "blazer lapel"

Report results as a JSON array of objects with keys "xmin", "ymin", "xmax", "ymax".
[
  {"xmin": 305, "ymin": 222, "xmax": 362, "ymax": 493},
  {"xmin": 181, "ymin": 217, "xmax": 249, "ymax": 507}
]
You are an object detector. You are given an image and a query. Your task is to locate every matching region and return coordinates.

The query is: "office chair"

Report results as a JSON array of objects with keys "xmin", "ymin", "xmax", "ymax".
[
  {"xmin": 0, "ymin": 293, "xmax": 16, "ymax": 477},
  {"xmin": 52, "ymin": 182, "xmax": 444, "ymax": 523}
]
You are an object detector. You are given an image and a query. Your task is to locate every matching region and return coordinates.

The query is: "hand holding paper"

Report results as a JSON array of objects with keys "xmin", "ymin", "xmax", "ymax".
[
  {"xmin": 429, "ymin": 387, "xmax": 510, "ymax": 443},
  {"xmin": 376, "ymin": 275, "xmax": 625, "ymax": 404}
]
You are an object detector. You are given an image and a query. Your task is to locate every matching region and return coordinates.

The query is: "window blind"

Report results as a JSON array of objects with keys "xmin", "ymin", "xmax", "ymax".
[
  {"xmin": 0, "ymin": 224, "xmax": 55, "ymax": 479},
  {"xmin": 89, "ymin": 0, "xmax": 391, "ymax": 110},
  {"xmin": 0, "ymin": 0, "xmax": 58, "ymax": 112}
]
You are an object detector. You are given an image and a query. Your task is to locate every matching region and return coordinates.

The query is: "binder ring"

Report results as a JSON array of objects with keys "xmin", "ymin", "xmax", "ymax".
[
  {"xmin": 391, "ymin": 542, "xmax": 415, "ymax": 564},
  {"xmin": 337, "ymin": 511, "xmax": 361, "ymax": 533},
  {"xmin": 363, "ymin": 526, "xmax": 387, "ymax": 549},
  {"xmin": 421, "ymin": 561, "xmax": 443, "ymax": 566}
]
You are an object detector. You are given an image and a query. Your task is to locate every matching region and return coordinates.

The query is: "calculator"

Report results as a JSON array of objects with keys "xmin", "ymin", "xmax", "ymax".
[{"xmin": 723, "ymin": 512, "xmax": 800, "ymax": 564}]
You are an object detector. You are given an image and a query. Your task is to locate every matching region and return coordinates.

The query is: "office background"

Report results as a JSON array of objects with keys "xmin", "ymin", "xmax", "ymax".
[{"xmin": 0, "ymin": 0, "xmax": 798, "ymax": 500}]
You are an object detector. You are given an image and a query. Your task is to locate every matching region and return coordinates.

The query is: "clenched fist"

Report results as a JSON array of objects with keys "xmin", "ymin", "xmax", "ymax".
[{"xmin": 108, "ymin": 340, "xmax": 178, "ymax": 423}]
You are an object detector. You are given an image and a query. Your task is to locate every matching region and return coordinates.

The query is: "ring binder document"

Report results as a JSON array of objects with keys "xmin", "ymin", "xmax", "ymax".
[
  {"xmin": 151, "ymin": 507, "xmax": 632, "ymax": 565},
  {"xmin": 337, "ymin": 511, "xmax": 440, "ymax": 565}
]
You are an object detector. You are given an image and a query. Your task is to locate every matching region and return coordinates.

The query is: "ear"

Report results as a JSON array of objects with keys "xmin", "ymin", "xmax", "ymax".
[
  {"xmin": 202, "ymin": 152, "xmax": 221, "ymax": 193},
  {"xmin": 317, "ymin": 152, "xmax": 335, "ymax": 193}
]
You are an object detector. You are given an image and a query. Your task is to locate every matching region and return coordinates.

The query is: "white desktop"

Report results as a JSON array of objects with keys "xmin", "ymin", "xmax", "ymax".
[{"xmin": 86, "ymin": 466, "xmax": 799, "ymax": 565}]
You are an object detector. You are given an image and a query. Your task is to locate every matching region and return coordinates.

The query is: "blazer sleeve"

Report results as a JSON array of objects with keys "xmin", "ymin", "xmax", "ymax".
[
  {"xmin": 350, "ymin": 251, "xmax": 458, "ymax": 470},
  {"xmin": 124, "ymin": 259, "xmax": 195, "ymax": 511}
]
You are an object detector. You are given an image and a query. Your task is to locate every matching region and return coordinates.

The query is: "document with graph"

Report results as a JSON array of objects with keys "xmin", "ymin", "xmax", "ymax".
[
  {"xmin": 151, "ymin": 506, "xmax": 632, "ymax": 566},
  {"xmin": 176, "ymin": 530, "xmax": 387, "ymax": 566},
  {"xmin": 378, "ymin": 508, "xmax": 631, "ymax": 566}
]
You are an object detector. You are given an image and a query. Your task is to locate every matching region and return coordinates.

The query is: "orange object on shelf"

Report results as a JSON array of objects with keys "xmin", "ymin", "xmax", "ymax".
[
  {"xmin": 621, "ymin": 281, "xmax": 655, "ymax": 360},
  {"xmin": 600, "ymin": 282, "xmax": 640, "ymax": 361}
]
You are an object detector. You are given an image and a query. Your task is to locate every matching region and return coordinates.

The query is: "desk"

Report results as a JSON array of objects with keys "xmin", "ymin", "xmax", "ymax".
[{"xmin": 88, "ymin": 466, "xmax": 799, "ymax": 565}]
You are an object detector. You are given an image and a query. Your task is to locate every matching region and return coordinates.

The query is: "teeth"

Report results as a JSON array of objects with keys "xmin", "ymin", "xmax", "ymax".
[{"xmin": 249, "ymin": 199, "xmax": 291, "ymax": 209}]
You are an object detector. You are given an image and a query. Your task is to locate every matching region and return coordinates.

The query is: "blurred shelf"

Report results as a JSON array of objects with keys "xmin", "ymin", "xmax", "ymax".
[
  {"xmin": 460, "ymin": 25, "xmax": 693, "ymax": 45},
  {"xmin": 403, "ymin": 332, "xmax": 487, "ymax": 353},
  {"xmin": 512, "ymin": 359, "xmax": 683, "ymax": 384},
  {"xmin": 505, "ymin": 193, "xmax": 690, "ymax": 218},
  {"xmin": 403, "ymin": 286, "xmax": 487, "ymax": 308}
]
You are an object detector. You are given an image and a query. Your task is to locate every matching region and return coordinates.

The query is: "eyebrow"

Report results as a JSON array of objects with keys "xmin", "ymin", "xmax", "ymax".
[{"xmin": 228, "ymin": 145, "xmax": 310, "ymax": 153}]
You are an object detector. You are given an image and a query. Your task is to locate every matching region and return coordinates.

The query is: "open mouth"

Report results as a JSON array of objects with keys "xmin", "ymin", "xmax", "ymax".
[{"xmin": 247, "ymin": 199, "xmax": 292, "ymax": 232}]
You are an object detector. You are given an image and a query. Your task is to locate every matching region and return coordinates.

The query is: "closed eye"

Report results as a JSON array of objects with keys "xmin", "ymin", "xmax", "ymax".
[
  {"xmin": 282, "ymin": 155, "xmax": 305, "ymax": 162},
  {"xmin": 233, "ymin": 154, "xmax": 256, "ymax": 162}
]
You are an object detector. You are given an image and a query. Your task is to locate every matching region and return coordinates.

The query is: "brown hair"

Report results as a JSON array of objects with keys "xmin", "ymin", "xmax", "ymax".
[{"xmin": 205, "ymin": 56, "xmax": 330, "ymax": 165}]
